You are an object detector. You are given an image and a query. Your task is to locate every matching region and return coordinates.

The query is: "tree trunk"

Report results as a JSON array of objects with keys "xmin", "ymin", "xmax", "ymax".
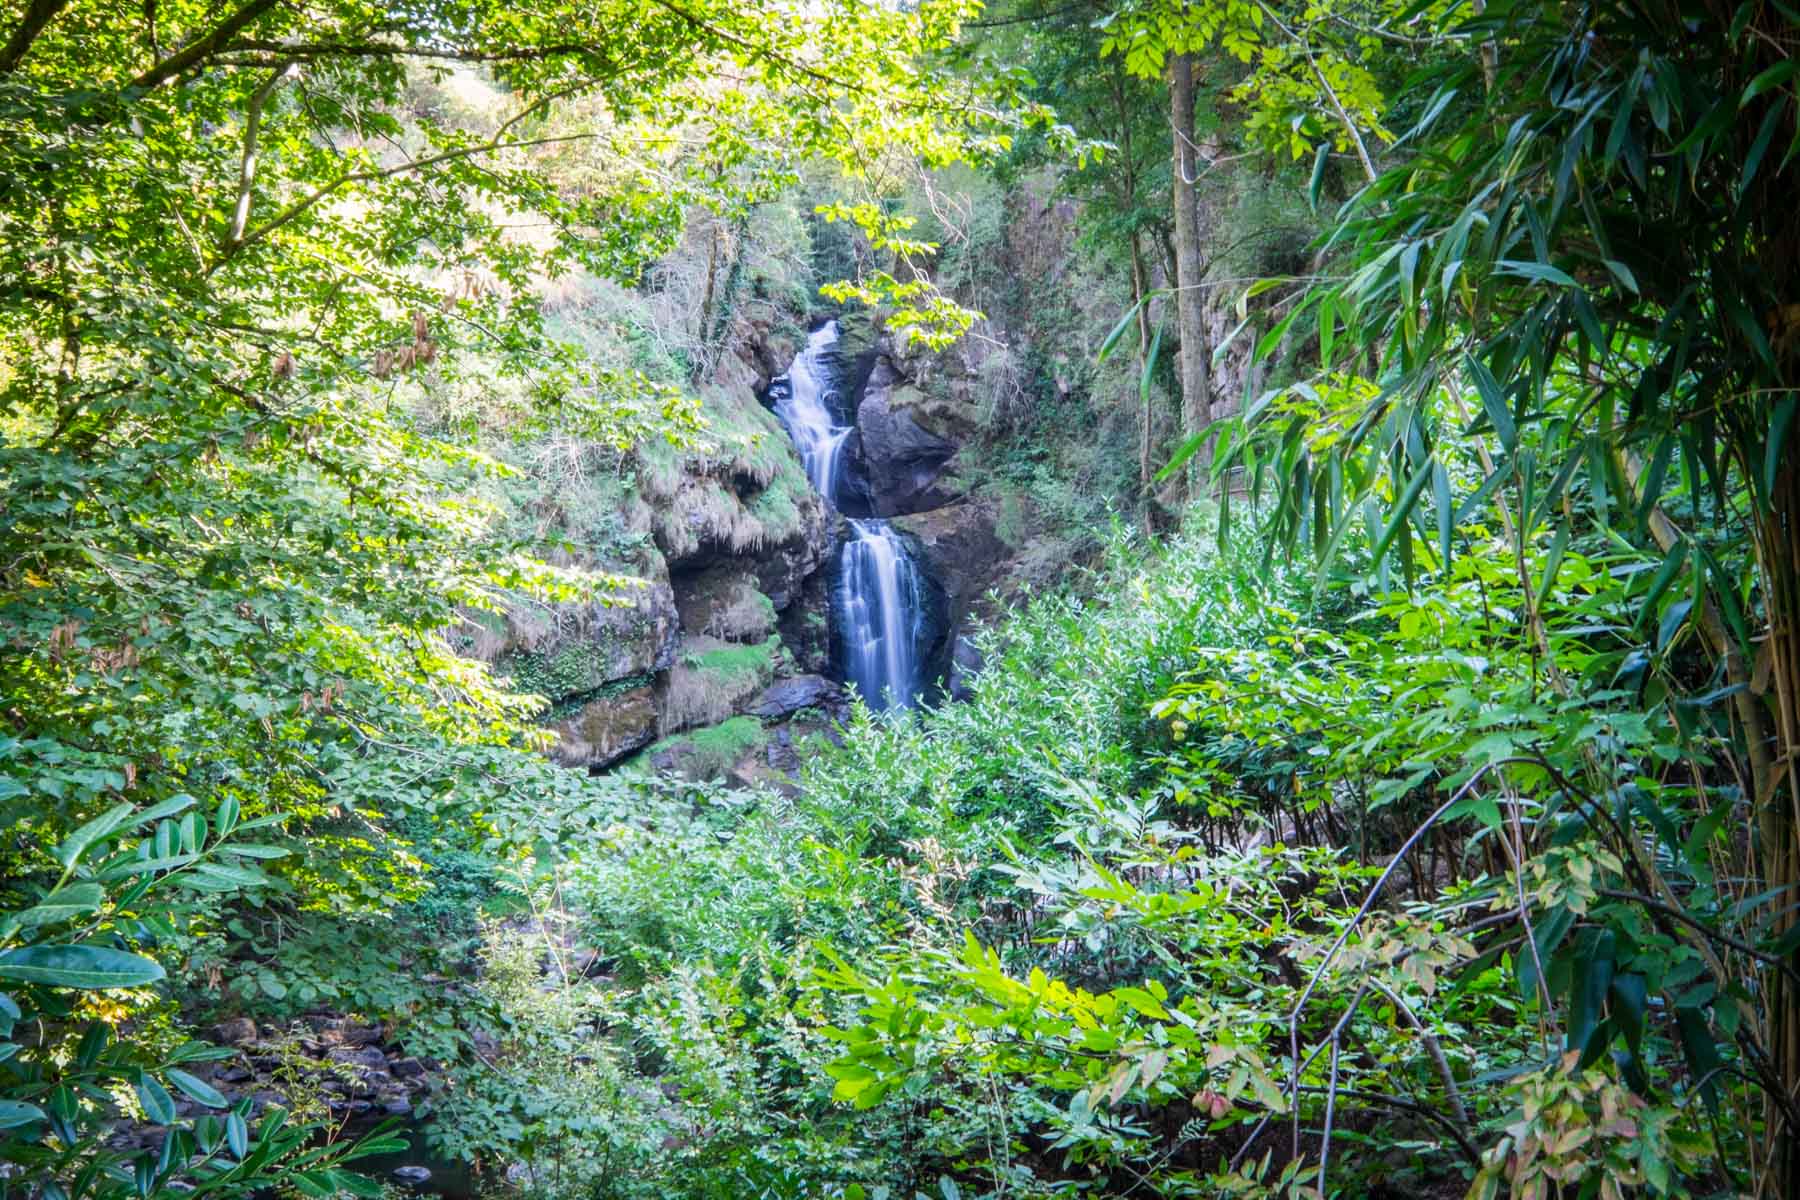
[
  {"xmin": 1754, "ymin": 447, "xmax": 1800, "ymax": 1198},
  {"xmin": 1170, "ymin": 53, "xmax": 1210, "ymax": 500},
  {"xmin": 1130, "ymin": 229, "xmax": 1153, "ymax": 516},
  {"xmin": 1109, "ymin": 63, "xmax": 1157, "ymax": 522}
]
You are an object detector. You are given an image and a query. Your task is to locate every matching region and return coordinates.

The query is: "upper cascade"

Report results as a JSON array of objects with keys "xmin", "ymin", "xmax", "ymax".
[{"xmin": 770, "ymin": 321, "xmax": 854, "ymax": 504}]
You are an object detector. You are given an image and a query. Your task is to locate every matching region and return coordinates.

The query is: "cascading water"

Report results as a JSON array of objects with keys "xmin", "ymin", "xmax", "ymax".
[
  {"xmin": 766, "ymin": 321, "xmax": 927, "ymax": 710},
  {"xmin": 771, "ymin": 323, "xmax": 854, "ymax": 498},
  {"xmin": 837, "ymin": 519, "xmax": 924, "ymax": 710}
]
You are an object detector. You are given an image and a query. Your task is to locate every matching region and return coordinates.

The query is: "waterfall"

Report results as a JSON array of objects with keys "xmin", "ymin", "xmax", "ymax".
[
  {"xmin": 766, "ymin": 321, "xmax": 927, "ymax": 710},
  {"xmin": 770, "ymin": 323, "xmax": 854, "ymax": 499},
  {"xmin": 837, "ymin": 519, "xmax": 924, "ymax": 711}
]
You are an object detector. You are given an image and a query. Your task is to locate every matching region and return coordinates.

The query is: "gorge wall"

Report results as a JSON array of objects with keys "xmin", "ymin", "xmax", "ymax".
[{"xmin": 452, "ymin": 299, "xmax": 1014, "ymax": 788}]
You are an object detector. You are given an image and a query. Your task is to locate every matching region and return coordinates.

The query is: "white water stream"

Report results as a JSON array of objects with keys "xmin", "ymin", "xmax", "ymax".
[{"xmin": 767, "ymin": 322, "xmax": 925, "ymax": 710}]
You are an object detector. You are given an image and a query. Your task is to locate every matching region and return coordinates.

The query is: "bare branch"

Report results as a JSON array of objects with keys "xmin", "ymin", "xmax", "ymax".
[{"xmin": 223, "ymin": 62, "xmax": 294, "ymax": 251}]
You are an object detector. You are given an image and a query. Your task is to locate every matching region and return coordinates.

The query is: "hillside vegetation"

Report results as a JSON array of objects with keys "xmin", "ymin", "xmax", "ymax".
[{"xmin": 4, "ymin": 2, "xmax": 1799, "ymax": 1200}]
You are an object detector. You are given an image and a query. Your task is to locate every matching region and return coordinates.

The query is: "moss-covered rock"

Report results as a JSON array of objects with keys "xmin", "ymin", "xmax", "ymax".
[
  {"xmin": 654, "ymin": 634, "xmax": 786, "ymax": 735},
  {"xmin": 485, "ymin": 551, "xmax": 680, "ymax": 705},
  {"xmin": 633, "ymin": 715, "xmax": 768, "ymax": 783},
  {"xmin": 546, "ymin": 680, "xmax": 659, "ymax": 769},
  {"xmin": 638, "ymin": 382, "xmax": 826, "ymax": 575}
]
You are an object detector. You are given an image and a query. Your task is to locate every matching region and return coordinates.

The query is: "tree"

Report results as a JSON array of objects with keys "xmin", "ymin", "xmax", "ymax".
[
  {"xmin": 1219, "ymin": 0, "xmax": 1800, "ymax": 1189},
  {"xmin": 0, "ymin": 1, "xmax": 1025, "ymax": 1192},
  {"xmin": 965, "ymin": 0, "xmax": 1175, "ymax": 509},
  {"xmin": 1096, "ymin": 0, "xmax": 1397, "ymax": 493}
]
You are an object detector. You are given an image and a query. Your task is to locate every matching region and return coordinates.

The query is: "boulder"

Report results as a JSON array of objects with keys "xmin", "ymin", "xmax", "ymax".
[
  {"xmin": 318, "ymin": 1019, "xmax": 382, "ymax": 1047},
  {"xmin": 492, "ymin": 567, "xmax": 680, "ymax": 707},
  {"xmin": 328, "ymin": 1045, "xmax": 389, "ymax": 1071},
  {"xmin": 947, "ymin": 634, "xmax": 985, "ymax": 702},
  {"xmin": 746, "ymin": 674, "xmax": 840, "ymax": 718},
  {"xmin": 390, "ymin": 1057, "xmax": 428, "ymax": 1080},
  {"xmin": 547, "ymin": 683, "xmax": 658, "ymax": 770}
]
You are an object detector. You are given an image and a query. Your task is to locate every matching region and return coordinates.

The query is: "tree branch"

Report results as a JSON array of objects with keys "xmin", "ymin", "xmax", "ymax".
[
  {"xmin": 223, "ymin": 62, "xmax": 293, "ymax": 251},
  {"xmin": 130, "ymin": 0, "xmax": 280, "ymax": 91},
  {"xmin": 212, "ymin": 124, "xmax": 589, "ymax": 269},
  {"xmin": 228, "ymin": 38, "xmax": 614, "ymax": 65},
  {"xmin": 0, "ymin": 0, "xmax": 71, "ymax": 73}
]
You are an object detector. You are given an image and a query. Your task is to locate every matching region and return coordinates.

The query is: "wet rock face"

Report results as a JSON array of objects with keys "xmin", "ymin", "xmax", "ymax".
[
  {"xmin": 947, "ymin": 635, "xmax": 985, "ymax": 703},
  {"xmin": 854, "ymin": 359, "xmax": 960, "ymax": 517},
  {"xmin": 746, "ymin": 674, "xmax": 840, "ymax": 718},
  {"xmin": 891, "ymin": 499, "xmax": 1008, "ymax": 696}
]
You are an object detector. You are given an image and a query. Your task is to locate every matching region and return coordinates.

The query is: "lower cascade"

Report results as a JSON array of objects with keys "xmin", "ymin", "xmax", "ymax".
[
  {"xmin": 837, "ymin": 518, "xmax": 925, "ymax": 710},
  {"xmin": 767, "ymin": 320, "xmax": 930, "ymax": 709}
]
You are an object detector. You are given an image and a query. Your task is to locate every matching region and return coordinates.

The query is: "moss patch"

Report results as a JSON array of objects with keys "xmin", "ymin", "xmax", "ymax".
[
  {"xmin": 681, "ymin": 635, "xmax": 783, "ymax": 679},
  {"xmin": 501, "ymin": 641, "xmax": 619, "ymax": 704},
  {"xmin": 638, "ymin": 715, "xmax": 768, "ymax": 781}
]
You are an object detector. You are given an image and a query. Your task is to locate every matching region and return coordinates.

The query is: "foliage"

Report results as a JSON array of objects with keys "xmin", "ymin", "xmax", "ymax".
[
  {"xmin": 0, "ymin": 794, "xmax": 406, "ymax": 1197},
  {"xmin": 1202, "ymin": 0, "xmax": 1800, "ymax": 1187},
  {"xmin": 0, "ymin": 1, "xmax": 1043, "ymax": 1194}
]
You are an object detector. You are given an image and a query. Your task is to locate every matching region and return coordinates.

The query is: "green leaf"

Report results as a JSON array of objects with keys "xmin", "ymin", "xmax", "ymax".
[
  {"xmin": 1634, "ymin": 540, "xmax": 1688, "ymax": 634},
  {"xmin": 292, "ymin": 1172, "xmax": 336, "ymax": 1198},
  {"xmin": 188, "ymin": 861, "xmax": 270, "ymax": 888},
  {"xmin": 217, "ymin": 844, "xmax": 290, "ymax": 860},
  {"xmin": 1495, "ymin": 259, "xmax": 1576, "ymax": 287},
  {"xmin": 13, "ymin": 883, "xmax": 105, "ymax": 927},
  {"xmin": 1308, "ymin": 141, "xmax": 1329, "ymax": 214},
  {"xmin": 1139, "ymin": 323, "xmax": 1163, "ymax": 408},
  {"xmin": 97, "ymin": 853, "xmax": 198, "ymax": 880},
  {"xmin": 0, "ymin": 945, "xmax": 166, "ymax": 989},
  {"xmin": 1766, "ymin": 394, "xmax": 1796, "ymax": 499},
  {"xmin": 166, "ymin": 1068, "xmax": 228, "ymax": 1109},
  {"xmin": 1465, "ymin": 357, "xmax": 1517, "ymax": 452},
  {"xmin": 135, "ymin": 1074, "xmax": 177, "ymax": 1125},
  {"xmin": 327, "ymin": 1171, "xmax": 386, "ymax": 1199},
  {"xmin": 1676, "ymin": 1007, "xmax": 1724, "ymax": 1109},
  {"xmin": 1155, "ymin": 428, "xmax": 1208, "ymax": 484},
  {"xmin": 1096, "ymin": 299, "xmax": 1145, "ymax": 363},
  {"xmin": 54, "ymin": 803, "xmax": 135, "ymax": 870},
  {"xmin": 1433, "ymin": 460, "xmax": 1452, "ymax": 566},
  {"xmin": 0, "ymin": 1099, "xmax": 45, "ymax": 1130},
  {"xmin": 1657, "ymin": 598, "xmax": 1693, "ymax": 651},
  {"xmin": 1740, "ymin": 60, "xmax": 1798, "ymax": 107},
  {"xmin": 1369, "ymin": 457, "xmax": 1436, "ymax": 574},
  {"xmin": 132, "ymin": 795, "xmax": 197, "ymax": 827},
  {"xmin": 1536, "ymin": 523, "xmax": 1570, "ymax": 605}
]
